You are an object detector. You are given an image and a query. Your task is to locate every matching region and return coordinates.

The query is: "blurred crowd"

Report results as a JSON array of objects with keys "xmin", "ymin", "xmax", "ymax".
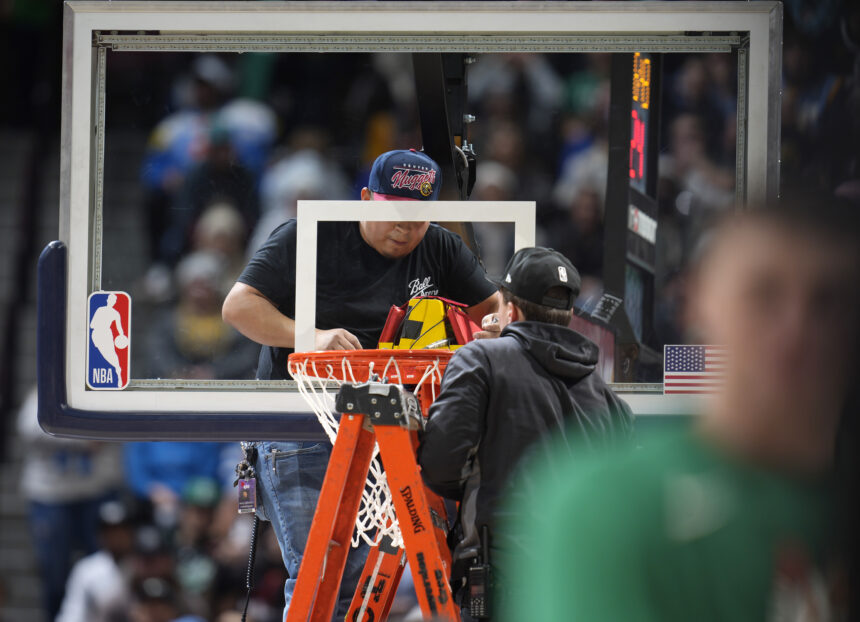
[
  {"xmin": 3, "ymin": 0, "xmax": 859, "ymax": 620},
  {"xmin": 17, "ymin": 387, "xmax": 290, "ymax": 622},
  {"xmin": 123, "ymin": 10, "xmax": 858, "ymax": 374}
]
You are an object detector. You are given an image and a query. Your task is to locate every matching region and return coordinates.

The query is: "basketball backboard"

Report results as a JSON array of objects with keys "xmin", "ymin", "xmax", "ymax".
[{"xmin": 40, "ymin": 1, "xmax": 782, "ymax": 439}]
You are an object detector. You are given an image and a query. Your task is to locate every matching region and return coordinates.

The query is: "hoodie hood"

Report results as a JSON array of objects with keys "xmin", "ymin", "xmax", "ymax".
[{"xmin": 501, "ymin": 321, "xmax": 598, "ymax": 380}]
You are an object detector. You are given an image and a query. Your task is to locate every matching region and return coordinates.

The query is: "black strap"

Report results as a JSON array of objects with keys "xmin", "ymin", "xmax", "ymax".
[{"xmin": 241, "ymin": 514, "xmax": 263, "ymax": 622}]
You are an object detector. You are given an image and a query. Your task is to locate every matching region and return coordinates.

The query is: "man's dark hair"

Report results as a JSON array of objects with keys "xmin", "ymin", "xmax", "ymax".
[{"xmin": 499, "ymin": 286, "xmax": 573, "ymax": 327}]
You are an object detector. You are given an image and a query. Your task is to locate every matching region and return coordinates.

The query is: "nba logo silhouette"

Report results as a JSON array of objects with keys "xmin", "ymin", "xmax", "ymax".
[{"xmin": 86, "ymin": 291, "xmax": 131, "ymax": 390}]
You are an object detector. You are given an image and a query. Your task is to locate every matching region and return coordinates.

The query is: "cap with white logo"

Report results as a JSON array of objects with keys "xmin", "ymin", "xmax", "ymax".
[
  {"xmin": 490, "ymin": 247, "xmax": 581, "ymax": 310},
  {"xmin": 367, "ymin": 149, "xmax": 441, "ymax": 201}
]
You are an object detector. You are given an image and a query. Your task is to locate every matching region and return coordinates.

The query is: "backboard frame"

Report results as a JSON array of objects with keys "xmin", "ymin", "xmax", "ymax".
[{"xmin": 43, "ymin": 1, "xmax": 782, "ymax": 438}]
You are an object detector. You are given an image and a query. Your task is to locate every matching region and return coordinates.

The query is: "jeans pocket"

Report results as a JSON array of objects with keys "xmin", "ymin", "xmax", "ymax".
[
  {"xmin": 267, "ymin": 443, "xmax": 331, "ymax": 555},
  {"xmin": 271, "ymin": 443, "xmax": 328, "ymax": 491}
]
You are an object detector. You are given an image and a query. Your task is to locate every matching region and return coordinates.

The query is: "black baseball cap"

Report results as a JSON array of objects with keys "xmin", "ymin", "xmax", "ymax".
[{"xmin": 494, "ymin": 247, "xmax": 581, "ymax": 310}]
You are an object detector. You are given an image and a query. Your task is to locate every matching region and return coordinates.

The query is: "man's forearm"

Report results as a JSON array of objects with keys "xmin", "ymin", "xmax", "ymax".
[{"xmin": 223, "ymin": 284, "xmax": 296, "ymax": 348}]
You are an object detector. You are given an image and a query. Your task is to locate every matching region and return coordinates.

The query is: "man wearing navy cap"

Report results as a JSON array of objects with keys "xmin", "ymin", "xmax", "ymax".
[
  {"xmin": 418, "ymin": 246, "xmax": 632, "ymax": 620},
  {"xmin": 223, "ymin": 149, "xmax": 498, "ymax": 620}
]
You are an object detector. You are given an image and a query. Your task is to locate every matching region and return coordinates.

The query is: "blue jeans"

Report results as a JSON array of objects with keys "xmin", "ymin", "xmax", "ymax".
[{"xmin": 252, "ymin": 441, "xmax": 369, "ymax": 621}]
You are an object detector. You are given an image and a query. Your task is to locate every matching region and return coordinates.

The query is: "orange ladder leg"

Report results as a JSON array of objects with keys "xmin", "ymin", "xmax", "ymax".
[
  {"xmin": 286, "ymin": 414, "xmax": 376, "ymax": 622},
  {"xmin": 407, "ymin": 429, "xmax": 454, "ymax": 573},
  {"xmin": 347, "ymin": 488, "xmax": 451, "ymax": 622},
  {"xmin": 346, "ymin": 536, "xmax": 407, "ymax": 622},
  {"xmin": 375, "ymin": 425, "xmax": 460, "ymax": 621}
]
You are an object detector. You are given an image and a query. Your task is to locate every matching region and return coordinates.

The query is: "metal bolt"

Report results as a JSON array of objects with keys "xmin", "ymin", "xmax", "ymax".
[
  {"xmin": 346, "ymin": 402, "xmax": 354, "ymax": 410},
  {"xmin": 463, "ymin": 114, "xmax": 476, "ymax": 124},
  {"xmin": 390, "ymin": 398, "xmax": 397, "ymax": 405},
  {"xmin": 371, "ymin": 398, "xmax": 378, "ymax": 405},
  {"xmin": 394, "ymin": 412, "xmax": 401, "ymax": 418},
  {"xmin": 374, "ymin": 412, "xmax": 381, "ymax": 418}
]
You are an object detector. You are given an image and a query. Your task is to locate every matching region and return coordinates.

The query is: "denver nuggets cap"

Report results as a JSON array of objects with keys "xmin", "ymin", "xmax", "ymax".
[
  {"xmin": 368, "ymin": 149, "xmax": 442, "ymax": 201},
  {"xmin": 494, "ymin": 247, "xmax": 581, "ymax": 310}
]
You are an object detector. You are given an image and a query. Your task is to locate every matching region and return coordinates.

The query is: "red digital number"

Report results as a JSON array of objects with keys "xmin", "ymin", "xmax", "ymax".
[{"xmin": 630, "ymin": 110, "xmax": 645, "ymax": 180}]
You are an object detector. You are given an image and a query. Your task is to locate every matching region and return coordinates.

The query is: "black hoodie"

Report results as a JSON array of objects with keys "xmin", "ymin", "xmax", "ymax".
[{"xmin": 418, "ymin": 321, "xmax": 633, "ymax": 565}]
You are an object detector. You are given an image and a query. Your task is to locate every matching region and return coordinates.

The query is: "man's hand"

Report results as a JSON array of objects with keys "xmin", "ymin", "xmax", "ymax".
[
  {"xmin": 473, "ymin": 313, "xmax": 501, "ymax": 340},
  {"xmin": 315, "ymin": 328, "xmax": 362, "ymax": 351}
]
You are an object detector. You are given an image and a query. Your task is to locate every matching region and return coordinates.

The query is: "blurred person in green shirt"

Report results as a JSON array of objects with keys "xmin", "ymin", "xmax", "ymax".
[{"xmin": 501, "ymin": 195, "xmax": 860, "ymax": 622}]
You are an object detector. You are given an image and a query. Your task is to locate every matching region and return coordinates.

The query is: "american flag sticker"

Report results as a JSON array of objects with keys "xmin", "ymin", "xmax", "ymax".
[{"xmin": 663, "ymin": 345, "xmax": 727, "ymax": 394}]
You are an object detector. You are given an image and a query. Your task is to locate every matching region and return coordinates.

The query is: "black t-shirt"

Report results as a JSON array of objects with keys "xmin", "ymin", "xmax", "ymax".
[{"xmin": 238, "ymin": 220, "xmax": 497, "ymax": 379}]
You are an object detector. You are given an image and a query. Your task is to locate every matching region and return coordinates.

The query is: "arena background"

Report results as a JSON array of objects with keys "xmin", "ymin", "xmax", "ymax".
[{"xmin": 1, "ymin": 1, "xmax": 858, "ymax": 620}]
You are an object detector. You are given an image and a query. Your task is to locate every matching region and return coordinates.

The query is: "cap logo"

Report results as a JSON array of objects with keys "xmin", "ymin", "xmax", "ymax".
[
  {"xmin": 505, "ymin": 273, "xmax": 512, "ymax": 283},
  {"xmin": 558, "ymin": 266, "xmax": 568, "ymax": 282},
  {"xmin": 390, "ymin": 166, "xmax": 436, "ymax": 193}
]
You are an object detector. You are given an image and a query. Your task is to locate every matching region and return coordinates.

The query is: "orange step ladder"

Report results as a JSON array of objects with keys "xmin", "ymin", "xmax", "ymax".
[{"xmin": 284, "ymin": 380, "xmax": 460, "ymax": 622}]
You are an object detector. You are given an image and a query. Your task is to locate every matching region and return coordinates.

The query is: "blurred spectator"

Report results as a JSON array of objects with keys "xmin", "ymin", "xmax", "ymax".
[
  {"xmin": 653, "ymin": 269, "xmax": 687, "ymax": 347},
  {"xmin": 250, "ymin": 149, "xmax": 351, "ymax": 254},
  {"xmin": 552, "ymin": 130, "xmax": 608, "ymax": 224},
  {"xmin": 17, "ymin": 387, "xmax": 123, "ymax": 619},
  {"xmin": 501, "ymin": 197, "xmax": 860, "ymax": 621},
  {"xmin": 659, "ymin": 114, "xmax": 734, "ymax": 217},
  {"xmin": 480, "ymin": 119, "xmax": 556, "ymax": 220},
  {"xmin": 128, "ymin": 577, "xmax": 204, "ymax": 622},
  {"xmin": 191, "ymin": 203, "xmax": 250, "ymax": 294},
  {"xmin": 56, "ymin": 500, "xmax": 137, "ymax": 622},
  {"xmin": 123, "ymin": 442, "xmax": 229, "ymax": 529},
  {"xmin": 215, "ymin": 98, "xmax": 278, "ymax": 180},
  {"xmin": 175, "ymin": 478, "xmax": 221, "ymax": 618},
  {"xmin": 547, "ymin": 185, "xmax": 604, "ymax": 285},
  {"xmin": 145, "ymin": 251, "xmax": 259, "ymax": 381},
  {"xmin": 702, "ymin": 54, "xmax": 737, "ymax": 163},
  {"xmin": 557, "ymin": 54, "xmax": 611, "ymax": 177},
  {"xmin": 470, "ymin": 160, "xmax": 517, "ymax": 278},
  {"xmin": 781, "ymin": 11, "xmax": 860, "ymax": 190},
  {"xmin": 209, "ymin": 525, "xmax": 287, "ymax": 622},
  {"xmin": 142, "ymin": 55, "xmax": 235, "ymax": 263},
  {"xmin": 469, "ymin": 54, "xmax": 563, "ymax": 140},
  {"xmin": 161, "ymin": 127, "xmax": 259, "ymax": 264},
  {"xmin": 142, "ymin": 54, "xmax": 275, "ymax": 265},
  {"xmin": 132, "ymin": 526, "xmax": 178, "ymax": 588},
  {"xmin": 664, "ymin": 57, "xmax": 730, "ymax": 161}
]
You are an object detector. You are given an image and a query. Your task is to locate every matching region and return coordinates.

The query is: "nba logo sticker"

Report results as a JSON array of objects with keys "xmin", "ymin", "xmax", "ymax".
[{"xmin": 86, "ymin": 291, "xmax": 131, "ymax": 390}]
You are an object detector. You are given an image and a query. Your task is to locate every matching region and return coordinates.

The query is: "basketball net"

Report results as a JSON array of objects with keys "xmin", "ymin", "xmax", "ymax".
[{"xmin": 288, "ymin": 353, "xmax": 445, "ymax": 549}]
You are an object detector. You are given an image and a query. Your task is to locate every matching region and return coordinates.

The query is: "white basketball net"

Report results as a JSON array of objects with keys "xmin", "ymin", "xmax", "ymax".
[{"xmin": 288, "ymin": 355, "xmax": 444, "ymax": 549}]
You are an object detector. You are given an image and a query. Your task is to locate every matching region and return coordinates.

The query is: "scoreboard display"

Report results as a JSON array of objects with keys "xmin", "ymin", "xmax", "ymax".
[
  {"xmin": 624, "ymin": 52, "xmax": 660, "ymax": 345},
  {"xmin": 629, "ymin": 52, "xmax": 652, "ymax": 195},
  {"xmin": 601, "ymin": 51, "xmax": 663, "ymax": 379}
]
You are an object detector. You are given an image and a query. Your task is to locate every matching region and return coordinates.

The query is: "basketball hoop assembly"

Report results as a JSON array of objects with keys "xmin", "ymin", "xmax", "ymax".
[
  {"xmin": 287, "ymin": 348, "xmax": 460, "ymax": 621},
  {"xmin": 288, "ymin": 350, "xmax": 450, "ymax": 549}
]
